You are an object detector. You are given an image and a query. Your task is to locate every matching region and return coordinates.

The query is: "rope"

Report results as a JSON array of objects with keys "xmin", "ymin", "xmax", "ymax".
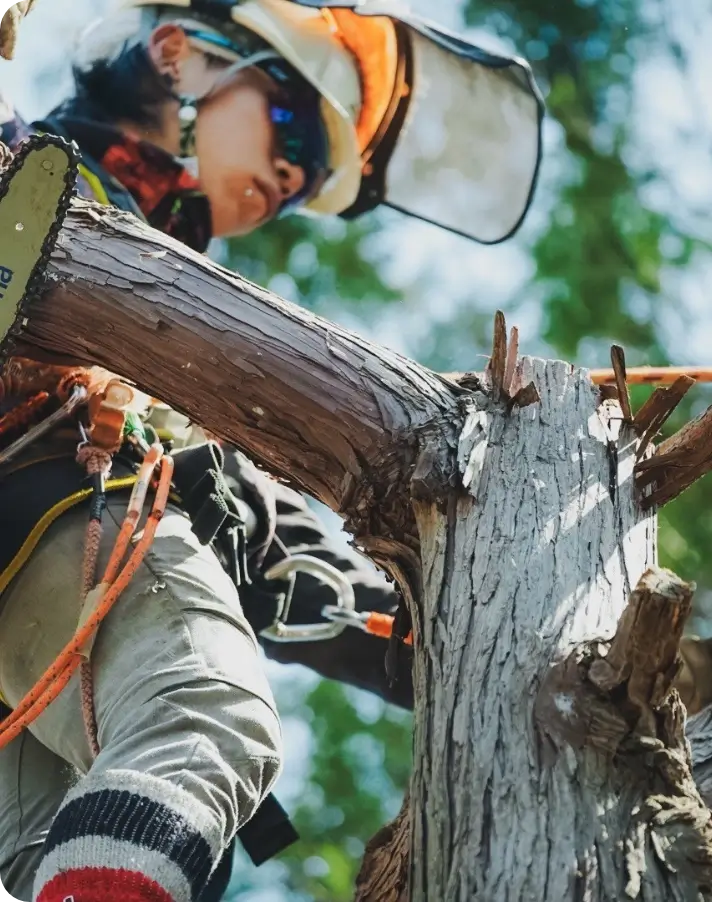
[
  {"xmin": 0, "ymin": 391, "xmax": 50, "ymax": 440},
  {"xmin": 0, "ymin": 448, "xmax": 172, "ymax": 752},
  {"xmin": 76, "ymin": 445, "xmax": 113, "ymax": 759},
  {"xmin": 591, "ymin": 366, "xmax": 712, "ymax": 386}
]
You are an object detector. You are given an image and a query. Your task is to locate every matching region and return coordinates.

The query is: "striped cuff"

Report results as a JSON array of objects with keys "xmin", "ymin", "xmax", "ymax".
[{"xmin": 34, "ymin": 771, "xmax": 222, "ymax": 902}]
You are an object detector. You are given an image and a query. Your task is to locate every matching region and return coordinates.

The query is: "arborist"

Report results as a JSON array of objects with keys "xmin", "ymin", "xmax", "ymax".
[{"xmin": 0, "ymin": 1, "xmax": 544, "ymax": 900}]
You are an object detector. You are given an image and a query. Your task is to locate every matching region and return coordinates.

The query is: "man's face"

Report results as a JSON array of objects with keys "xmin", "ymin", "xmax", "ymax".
[{"xmin": 195, "ymin": 70, "xmax": 308, "ymax": 237}]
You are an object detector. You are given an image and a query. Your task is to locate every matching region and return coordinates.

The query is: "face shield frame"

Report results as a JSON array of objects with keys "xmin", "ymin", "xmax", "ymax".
[{"xmin": 172, "ymin": 0, "xmax": 546, "ymax": 243}]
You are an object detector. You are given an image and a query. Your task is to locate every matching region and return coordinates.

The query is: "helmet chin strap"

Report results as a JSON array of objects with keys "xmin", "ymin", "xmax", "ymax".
[{"xmin": 176, "ymin": 49, "xmax": 281, "ymax": 179}]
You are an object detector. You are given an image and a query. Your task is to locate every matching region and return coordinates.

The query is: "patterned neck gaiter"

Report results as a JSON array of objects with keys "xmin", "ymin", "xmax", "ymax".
[{"xmin": 39, "ymin": 115, "xmax": 213, "ymax": 253}]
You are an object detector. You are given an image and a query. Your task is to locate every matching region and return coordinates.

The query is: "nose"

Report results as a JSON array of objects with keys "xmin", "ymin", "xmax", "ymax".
[{"xmin": 273, "ymin": 156, "xmax": 306, "ymax": 202}]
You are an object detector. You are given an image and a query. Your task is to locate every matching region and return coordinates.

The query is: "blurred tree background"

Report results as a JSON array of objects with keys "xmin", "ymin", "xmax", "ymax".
[{"xmin": 4, "ymin": 0, "xmax": 712, "ymax": 898}]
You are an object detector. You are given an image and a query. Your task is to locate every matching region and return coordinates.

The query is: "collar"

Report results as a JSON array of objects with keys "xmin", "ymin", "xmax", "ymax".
[{"xmin": 36, "ymin": 115, "xmax": 213, "ymax": 253}]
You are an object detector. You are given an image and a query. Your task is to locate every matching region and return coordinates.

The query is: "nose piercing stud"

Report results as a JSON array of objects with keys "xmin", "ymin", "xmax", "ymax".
[{"xmin": 245, "ymin": 188, "xmax": 254, "ymax": 197}]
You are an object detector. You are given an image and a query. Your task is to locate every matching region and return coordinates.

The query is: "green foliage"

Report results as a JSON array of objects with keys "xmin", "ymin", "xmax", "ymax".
[
  {"xmin": 276, "ymin": 682, "xmax": 412, "ymax": 901},
  {"xmin": 464, "ymin": 0, "xmax": 709, "ymax": 360}
]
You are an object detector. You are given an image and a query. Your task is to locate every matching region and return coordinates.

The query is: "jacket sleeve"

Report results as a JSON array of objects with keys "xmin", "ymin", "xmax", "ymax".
[{"xmin": 251, "ymin": 481, "xmax": 414, "ymax": 710}]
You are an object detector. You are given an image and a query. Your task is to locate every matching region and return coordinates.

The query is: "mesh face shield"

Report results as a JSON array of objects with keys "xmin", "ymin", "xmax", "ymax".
[{"xmin": 290, "ymin": 0, "xmax": 544, "ymax": 243}]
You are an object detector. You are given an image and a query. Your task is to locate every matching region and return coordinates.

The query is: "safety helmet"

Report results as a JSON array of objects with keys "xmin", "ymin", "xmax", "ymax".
[{"xmin": 122, "ymin": 0, "xmax": 544, "ymax": 244}]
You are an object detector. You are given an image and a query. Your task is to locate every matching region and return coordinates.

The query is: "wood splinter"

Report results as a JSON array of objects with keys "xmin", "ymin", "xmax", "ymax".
[
  {"xmin": 633, "ymin": 374, "xmax": 694, "ymax": 456},
  {"xmin": 486, "ymin": 310, "xmax": 539, "ymax": 408},
  {"xmin": 610, "ymin": 344, "xmax": 633, "ymax": 423}
]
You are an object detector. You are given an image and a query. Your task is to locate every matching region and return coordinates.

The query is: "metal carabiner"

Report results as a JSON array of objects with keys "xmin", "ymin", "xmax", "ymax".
[
  {"xmin": 0, "ymin": 384, "xmax": 87, "ymax": 467},
  {"xmin": 259, "ymin": 553, "xmax": 356, "ymax": 643}
]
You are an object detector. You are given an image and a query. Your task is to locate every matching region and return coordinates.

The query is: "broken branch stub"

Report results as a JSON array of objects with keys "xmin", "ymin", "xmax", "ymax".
[
  {"xmin": 635, "ymin": 402, "xmax": 712, "ymax": 509},
  {"xmin": 484, "ymin": 310, "xmax": 540, "ymax": 408},
  {"xmin": 536, "ymin": 567, "xmax": 712, "ymax": 895},
  {"xmin": 536, "ymin": 567, "xmax": 694, "ymax": 756},
  {"xmin": 588, "ymin": 568, "xmax": 693, "ymax": 714},
  {"xmin": 610, "ymin": 344, "xmax": 633, "ymax": 422}
]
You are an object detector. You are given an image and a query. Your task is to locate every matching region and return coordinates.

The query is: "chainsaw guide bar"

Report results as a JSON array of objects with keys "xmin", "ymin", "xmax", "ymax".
[{"xmin": 0, "ymin": 134, "xmax": 79, "ymax": 357}]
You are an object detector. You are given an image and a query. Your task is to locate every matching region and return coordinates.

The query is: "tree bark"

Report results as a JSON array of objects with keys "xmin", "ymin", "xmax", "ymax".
[
  {"xmin": 409, "ymin": 361, "xmax": 648, "ymax": 899},
  {"xmin": 17, "ymin": 199, "xmax": 468, "ymax": 595},
  {"xmin": 7, "ymin": 200, "xmax": 712, "ymax": 900},
  {"xmin": 27, "ymin": 201, "xmax": 460, "ymax": 514},
  {"xmin": 364, "ymin": 362, "xmax": 712, "ymax": 901}
]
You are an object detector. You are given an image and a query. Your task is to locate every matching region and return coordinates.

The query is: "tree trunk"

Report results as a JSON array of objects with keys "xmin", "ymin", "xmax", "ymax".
[
  {"xmin": 6, "ymin": 200, "xmax": 712, "ymax": 900},
  {"xmin": 360, "ymin": 361, "xmax": 712, "ymax": 901},
  {"xmin": 409, "ymin": 360, "xmax": 671, "ymax": 900}
]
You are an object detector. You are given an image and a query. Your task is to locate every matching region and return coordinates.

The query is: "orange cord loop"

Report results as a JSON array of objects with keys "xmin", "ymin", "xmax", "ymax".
[{"xmin": 0, "ymin": 451, "xmax": 173, "ymax": 751}]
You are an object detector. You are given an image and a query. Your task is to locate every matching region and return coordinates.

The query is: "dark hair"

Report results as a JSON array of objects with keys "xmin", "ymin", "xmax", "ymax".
[{"xmin": 59, "ymin": 41, "xmax": 174, "ymax": 128}]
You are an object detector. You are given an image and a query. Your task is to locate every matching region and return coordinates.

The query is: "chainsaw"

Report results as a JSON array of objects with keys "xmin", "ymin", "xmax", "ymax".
[{"xmin": 0, "ymin": 133, "xmax": 79, "ymax": 356}]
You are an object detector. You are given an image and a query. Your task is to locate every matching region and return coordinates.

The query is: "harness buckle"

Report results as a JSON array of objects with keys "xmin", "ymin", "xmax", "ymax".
[{"xmin": 259, "ymin": 553, "xmax": 355, "ymax": 643}]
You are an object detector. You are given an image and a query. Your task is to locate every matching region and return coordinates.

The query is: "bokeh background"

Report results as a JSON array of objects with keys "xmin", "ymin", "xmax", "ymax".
[{"xmin": 3, "ymin": 0, "xmax": 712, "ymax": 898}]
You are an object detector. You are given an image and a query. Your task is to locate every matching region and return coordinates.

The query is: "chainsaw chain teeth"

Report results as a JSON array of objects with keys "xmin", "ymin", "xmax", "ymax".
[{"xmin": 0, "ymin": 133, "xmax": 80, "ymax": 358}]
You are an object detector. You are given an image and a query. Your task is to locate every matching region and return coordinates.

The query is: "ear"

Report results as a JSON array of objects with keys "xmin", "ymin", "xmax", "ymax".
[{"xmin": 148, "ymin": 23, "xmax": 191, "ymax": 82}]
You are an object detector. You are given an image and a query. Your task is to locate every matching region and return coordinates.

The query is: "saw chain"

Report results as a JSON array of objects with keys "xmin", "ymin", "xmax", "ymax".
[{"xmin": 0, "ymin": 133, "xmax": 79, "ymax": 356}]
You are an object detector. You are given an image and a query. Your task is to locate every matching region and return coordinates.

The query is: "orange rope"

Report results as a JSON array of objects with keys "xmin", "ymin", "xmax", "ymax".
[
  {"xmin": 590, "ymin": 366, "xmax": 712, "ymax": 385},
  {"xmin": 0, "ymin": 391, "xmax": 50, "ymax": 438},
  {"xmin": 76, "ymin": 445, "xmax": 114, "ymax": 759},
  {"xmin": 0, "ymin": 453, "xmax": 173, "ymax": 750},
  {"xmin": 103, "ymin": 444, "xmax": 162, "ymax": 584}
]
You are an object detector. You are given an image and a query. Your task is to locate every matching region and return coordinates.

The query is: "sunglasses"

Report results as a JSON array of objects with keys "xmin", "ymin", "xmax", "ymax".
[{"xmin": 269, "ymin": 103, "xmax": 330, "ymax": 212}]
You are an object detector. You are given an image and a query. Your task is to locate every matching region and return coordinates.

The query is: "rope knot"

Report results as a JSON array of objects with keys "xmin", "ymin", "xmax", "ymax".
[{"xmin": 76, "ymin": 444, "xmax": 112, "ymax": 478}]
